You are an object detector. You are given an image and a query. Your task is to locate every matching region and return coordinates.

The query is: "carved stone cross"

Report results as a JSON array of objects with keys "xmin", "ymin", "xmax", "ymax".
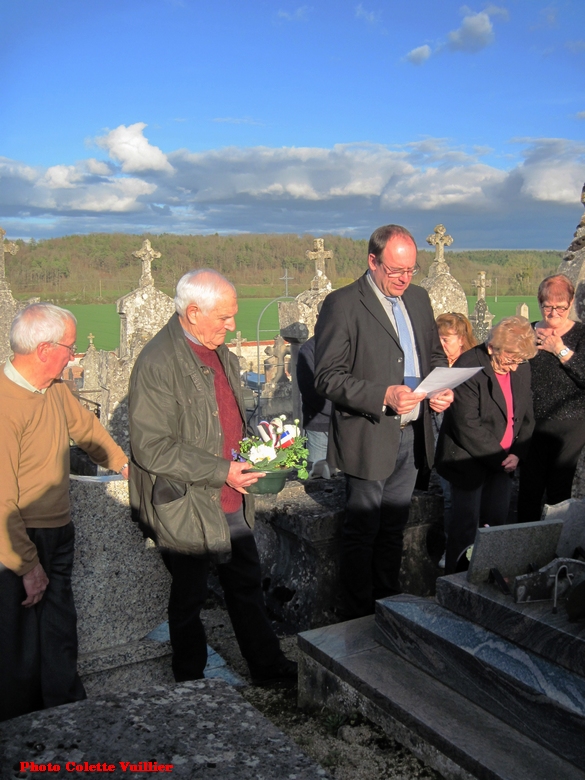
[
  {"xmin": 306, "ymin": 238, "xmax": 333, "ymax": 291},
  {"xmin": 0, "ymin": 227, "xmax": 19, "ymax": 282},
  {"xmin": 426, "ymin": 224, "xmax": 453, "ymax": 264},
  {"xmin": 229, "ymin": 330, "xmax": 247, "ymax": 357},
  {"xmin": 87, "ymin": 332, "xmax": 95, "ymax": 347},
  {"xmin": 132, "ymin": 239, "xmax": 160, "ymax": 287},
  {"xmin": 473, "ymin": 270, "xmax": 492, "ymax": 301}
]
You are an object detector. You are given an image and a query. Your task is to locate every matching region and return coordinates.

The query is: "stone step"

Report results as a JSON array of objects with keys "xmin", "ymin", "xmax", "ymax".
[
  {"xmin": 375, "ymin": 594, "xmax": 585, "ymax": 767},
  {"xmin": 435, "ymin": 573, "xmax": 585, "ymax": 679},
  {"xmin": 298, "ymin": 617, "xmax": 585, "ymax": 780}
]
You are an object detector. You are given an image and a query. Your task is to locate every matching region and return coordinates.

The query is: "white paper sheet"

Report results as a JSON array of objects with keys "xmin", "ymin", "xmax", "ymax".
[{"xmin": 415, "ymin": 366, "xmax": 483, "ymax": 397}]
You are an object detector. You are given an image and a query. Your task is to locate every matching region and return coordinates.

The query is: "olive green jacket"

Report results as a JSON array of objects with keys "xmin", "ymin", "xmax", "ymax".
[{"xmin": 128, "ymin": 313, "xmax": 253, "ymax": 556}]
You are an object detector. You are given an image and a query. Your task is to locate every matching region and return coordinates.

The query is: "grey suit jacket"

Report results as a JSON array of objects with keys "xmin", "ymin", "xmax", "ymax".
[{"xmin": 314, "ymin": 273, "xmax": 446, "ymax": 480}]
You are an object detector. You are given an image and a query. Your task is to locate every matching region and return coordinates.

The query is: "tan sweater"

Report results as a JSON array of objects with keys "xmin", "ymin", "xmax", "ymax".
[{"xmin": 0, "ymin": 371, "xmax": 127, "ymax": 575}]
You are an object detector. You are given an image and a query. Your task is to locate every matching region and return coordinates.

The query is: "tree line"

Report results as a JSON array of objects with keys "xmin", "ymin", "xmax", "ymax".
[{"xmin": 6, "ymin": 232, "xmax": 563, "ymax": 303}]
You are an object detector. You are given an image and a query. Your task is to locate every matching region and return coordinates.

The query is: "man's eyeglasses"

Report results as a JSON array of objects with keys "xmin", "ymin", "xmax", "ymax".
[
  {"xmin": 378, "ymin": 261, "xmax": 420, "ymax": 278},
  {"xmin": 53, "ymin": 342, "xmax": 77, "ymax": 355},
  {"xmin": 541, "ymin": 305, "xmax": 569, "ymax": 314}
]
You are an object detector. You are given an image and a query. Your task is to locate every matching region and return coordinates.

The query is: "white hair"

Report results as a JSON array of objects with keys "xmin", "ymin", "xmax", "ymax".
[
  {"xmin": 10, "ymin": 303, "xmax": 76, "ymax": 355},
  {"xmin": 174, "ymin": 269, "xmax": 236, "ymax": 317}
]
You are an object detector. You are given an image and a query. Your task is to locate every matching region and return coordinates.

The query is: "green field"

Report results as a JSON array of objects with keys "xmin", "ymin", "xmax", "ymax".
[
  {"xmin": 68, "ymin": 299, "xmax": 282, "ymax": 352},
  {"xmin": 67, "ymin": 296, "xmax": 539, "ymax": 352}
]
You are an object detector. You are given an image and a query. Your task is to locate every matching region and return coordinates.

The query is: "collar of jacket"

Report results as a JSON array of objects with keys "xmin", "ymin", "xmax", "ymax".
[
  {"xmin": 357, "ymin": 272, "xmax": 423, "ymax": 354},
  {"xmin": 472, "ymin": 342, "xmax": 524, "ymax": 421},
  {"xmin": 165, "ymin": 312, "xmax": 244, "ymax": 418}
]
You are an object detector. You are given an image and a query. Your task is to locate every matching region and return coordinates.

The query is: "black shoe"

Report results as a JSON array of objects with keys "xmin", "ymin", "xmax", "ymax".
[{"xmin": 250, "ymin": 658, "xmax": 298, "ymax": 687}]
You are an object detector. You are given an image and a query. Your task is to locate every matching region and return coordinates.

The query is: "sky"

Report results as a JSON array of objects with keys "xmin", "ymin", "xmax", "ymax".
[{"xmin": 1, "ymin": 0, "xmax": 584, "ymax": 249}]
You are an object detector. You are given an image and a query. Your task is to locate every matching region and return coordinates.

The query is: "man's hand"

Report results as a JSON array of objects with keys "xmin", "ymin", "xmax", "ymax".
[
  {"xmin": 429, "ymin": 388, "xmax": 454, "ymax": 413},
  {"xmin": 502, "ymin": 453, "xmax": 519, "ymax": 473},
  {"xmin": 226, "ymin": 461, "xmax": 266, "ymax": 494},
  {"xmin": 119, "ymin": 463, "xmax": 129, "ymax": 480},
  {"xmin": 22, "ymin": 563, "xmax": 49, "ymax": 608},
  {"xmin": 384, "ymin": 385, "xmax": 426, "ymax": 415}
]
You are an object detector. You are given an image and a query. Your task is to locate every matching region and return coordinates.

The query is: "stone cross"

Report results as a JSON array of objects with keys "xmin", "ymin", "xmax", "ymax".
[
  {"xmin": 229, "ymin": 331, "xmax": 247, "ymax": 357},
  {"xmin": 306, "ymin": 238, "xmax": 333, "ymax": 292},
  {"xmin": 473, "ymin": 271, "xmax": 492, "ymax": 301},
  {"xmin": 0, "ymin": 227, "xmax": 19, "ymax": 283},
  {"xmin": 132, "ymin": 239, "xmax": 160, "ymax": 287},
  {"xmin": 87, "ymin": 333, "xmax": 95, "ymax": 347},
  {"xmin": 280, "ymin": 267, "xmax": 294, "ymax": 298},
  {"xmin": 426, "ymin": 224, "xmax": 453, "ymax": 264}
]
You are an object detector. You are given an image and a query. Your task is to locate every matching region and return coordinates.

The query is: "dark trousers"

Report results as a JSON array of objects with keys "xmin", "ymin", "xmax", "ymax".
[
  {"xmin": 517, "ymin": 418, "xmax": 585, "ymax": 524},
  {"xmin": 445, "ymin": 472, "xmax": 513, "ymax": 574},
  {"xmin": 340, "ymin": 425, "xmax": 418, "ymax": 620},
  {"xmin": 160, "ymin": 508, "xmax": 283, "ymax": 682},
  {"xmin": 0, "ymin": 523, "xmax": 86, "ymax": 722}
]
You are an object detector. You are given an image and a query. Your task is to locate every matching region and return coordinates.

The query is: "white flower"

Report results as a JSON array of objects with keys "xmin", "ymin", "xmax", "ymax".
[{"xmin": 248, "ymin": 443, "xmax": 277, "ymax": 464}]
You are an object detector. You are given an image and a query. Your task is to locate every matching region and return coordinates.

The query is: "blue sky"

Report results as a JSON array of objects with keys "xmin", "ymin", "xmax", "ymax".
[{"xmin": 1, "ymin": 0, "xmax": 584, "ymax": 248}]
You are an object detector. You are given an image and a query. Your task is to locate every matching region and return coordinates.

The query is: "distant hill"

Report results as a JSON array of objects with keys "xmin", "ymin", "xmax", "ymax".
[{"xmin": 6, "ymin": 232, "xmax": 562, "ymax": 303}]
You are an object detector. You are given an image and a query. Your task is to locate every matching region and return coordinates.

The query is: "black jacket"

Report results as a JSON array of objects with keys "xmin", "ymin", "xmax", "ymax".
[
  {"xmin": 435, "ymin": 344, "xmax": 534, "ymax": 489},
  {"xmin": 314, "ymin": 273, "xmax": 446, "ymax": 480}
]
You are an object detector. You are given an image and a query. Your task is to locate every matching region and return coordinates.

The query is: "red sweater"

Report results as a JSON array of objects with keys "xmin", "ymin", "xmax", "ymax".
[{"xmin": 188, "ymin": 341, "xmax": 243, "ymax": 513}]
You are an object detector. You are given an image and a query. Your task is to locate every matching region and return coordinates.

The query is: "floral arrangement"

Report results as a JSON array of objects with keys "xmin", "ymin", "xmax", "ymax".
[{"xmin": 235, "ymin": 415, "xmax": 309, "ymax": 480}]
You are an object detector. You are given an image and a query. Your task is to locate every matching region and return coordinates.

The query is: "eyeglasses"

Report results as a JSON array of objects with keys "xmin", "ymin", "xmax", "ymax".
[
  {"xmin": 378, "ymin": 261, "xmax": 420, "ymax": 278},
  {"xmin": 53, "ymin": 342, "xmax": 77, "ymax": 355},
  {"xmin": 541, "ymin": 305, "xmax": 569, "ymax": 314},
  {"xmin": 498, "ymin": 353, "xmax": 527, "ymax": 366}
]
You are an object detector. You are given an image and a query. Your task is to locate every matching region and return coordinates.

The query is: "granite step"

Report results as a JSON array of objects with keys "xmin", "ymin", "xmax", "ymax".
[
  {"xmin": 375, "ymin": 594, "xmax": 585, "ymax": 767},
  {"xmin": 435, "ymin": 573, "xmax": 585, "ymax": 678},
  {"xmin": 298, "ymin": 617, "xmax": 585, "ymax": 780}
]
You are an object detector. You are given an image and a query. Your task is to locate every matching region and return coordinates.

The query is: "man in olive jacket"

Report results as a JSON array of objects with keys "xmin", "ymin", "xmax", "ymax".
[{"xmin": 128, "ymin": 269, "xmax": 296, "ymax": 685}]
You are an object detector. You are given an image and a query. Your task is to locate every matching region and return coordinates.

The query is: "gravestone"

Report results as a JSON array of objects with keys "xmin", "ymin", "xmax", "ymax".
[
  {"xmin": 557, "ymin": 182, "xmax": 585, "ymax": 322},
  {"xmin": 469, "ymin": 270, "xmax": 494, "ymax": 341},
  {"xmin": 89, "ymin": 239, "xmax": 175, "ymax": 450},
  {"xmin": 516, "ymin": 302, "xmax": 530, "ymax": 319},
  {"xmin": 0, "ymin": 227, "xmax": 40, "ymax": 364},
  {"xmin": 420, "ymin": 224, "xmax": 468, "ymax": 317},
  {"xmin": 279, "ymin": 238, "xmax": 333, "ymax": 420}
]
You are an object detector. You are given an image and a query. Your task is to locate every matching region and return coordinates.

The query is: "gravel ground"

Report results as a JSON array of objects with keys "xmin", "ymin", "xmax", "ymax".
[{"xmin": 201, "ymin": 602, "xmax": 443, "ymax": 780}]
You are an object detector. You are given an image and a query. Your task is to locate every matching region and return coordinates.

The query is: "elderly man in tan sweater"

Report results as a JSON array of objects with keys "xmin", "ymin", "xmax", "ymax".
[{"xmin": 0, "ymin": 303, "xmax": 128, "ymax": 722}]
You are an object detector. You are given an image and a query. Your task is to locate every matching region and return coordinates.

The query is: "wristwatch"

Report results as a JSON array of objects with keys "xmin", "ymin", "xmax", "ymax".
[{"xmin": 557, "ymin": 347, "xmax": 570, "ymax": 359}]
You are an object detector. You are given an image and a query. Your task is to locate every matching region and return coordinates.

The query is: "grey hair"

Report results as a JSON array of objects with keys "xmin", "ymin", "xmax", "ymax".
[
  {"xmin": 174, "ymin": 269, "xmax": 236, "ymax": 316},
  {"xmin": 10, "ymin": 303, "xmax": 77, "ymax": 355}
]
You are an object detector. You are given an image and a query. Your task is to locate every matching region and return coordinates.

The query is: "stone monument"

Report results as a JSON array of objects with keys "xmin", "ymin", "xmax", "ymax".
[
  {"xmin": 469, "ymin": 270, "xmax": 494, "ymax": 342},
  {"xmin": 420, "ymin": 224, "xmax": 468, "ymax": 317},
  {"xmin": 94, "ymin": 239, "xmax": 175, "ymax": 450},
  {"xmin": 0, "ymin": 227, "xmax": 40, "ymax": 364},
  {"xmin": 279, "ymin": 238, "xmax": 334, "ymax": 420},
  {"xmin": 557, "ymin": 182, "xmax": 585, "ymax": 322}
]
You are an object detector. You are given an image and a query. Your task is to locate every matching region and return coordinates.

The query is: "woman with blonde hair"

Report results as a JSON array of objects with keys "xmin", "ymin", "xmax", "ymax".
[
  {"xmin": 436, "ymin": 316, "xmax": 537, "ymax": 573},
  {"xmin": 518, "ymin": 274, "xmax": 585, "ymax": 522}
]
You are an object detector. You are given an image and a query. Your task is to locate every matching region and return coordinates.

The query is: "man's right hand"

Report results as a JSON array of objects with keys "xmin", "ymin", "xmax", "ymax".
[
  {"xmin": 384, "ymin": 385, "xmax": 426, "ymax": 415},
  {"xmin": 226, "ymin": 461, "xmax": 266, "ymax": 494},
  {"xmin": 22, "ymin": 563, "xmax": 49, "ymax": 608}
]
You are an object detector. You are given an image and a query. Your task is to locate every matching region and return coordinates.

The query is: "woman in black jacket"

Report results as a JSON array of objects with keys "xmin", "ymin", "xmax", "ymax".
[{"xmin": 436, "ymin": 316, "xmax": 537, "ymax": 573}]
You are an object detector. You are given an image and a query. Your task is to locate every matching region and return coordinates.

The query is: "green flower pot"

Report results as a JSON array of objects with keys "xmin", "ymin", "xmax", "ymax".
[{"xmin": 246, "ymin": 467, "xmax": 294, "ymax": 495}]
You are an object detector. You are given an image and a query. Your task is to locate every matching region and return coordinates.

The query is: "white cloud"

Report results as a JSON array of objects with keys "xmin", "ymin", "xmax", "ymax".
[
  {"xmin": 577, "ymin": 111, "xmax": 585, "ymax": 120},
  {"xmin": 95, "ymin": 122, "xmax": 174, "ymax": 174},
  {"xmin": 85, "ymin": 158, "xmax": 113, "ymax": 176},
  {"xmin": 406, "ymin": 45, "xmax": 431, "ymax": 65},
  {"xmin": 276, "ymin": 6, "xmax": 309, "ymax": 22},
  {"xmin": 355, "ymin": 4, "xmax": 376, "ymax": 24},
  {"xmin": 2, "ymin": 134, "xmax": 585, "ymax": 247},
  {"xmin": 566, "ymin": 40, "xmax": 585, "ymax": 53},
  {"xmin": 447, "ymin": 11, "xmax": 494, "ymax": 52}
]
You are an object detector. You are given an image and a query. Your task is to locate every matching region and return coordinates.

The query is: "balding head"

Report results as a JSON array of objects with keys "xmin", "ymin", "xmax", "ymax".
[{"xmin": 175, "ymin": 269, "xmax": 237, "ymax": 317}]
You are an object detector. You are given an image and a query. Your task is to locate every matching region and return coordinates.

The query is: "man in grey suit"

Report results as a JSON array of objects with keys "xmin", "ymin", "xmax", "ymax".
[{"xmin": 314, "ymin": 224, "xmax": 453, "ymax": 619}]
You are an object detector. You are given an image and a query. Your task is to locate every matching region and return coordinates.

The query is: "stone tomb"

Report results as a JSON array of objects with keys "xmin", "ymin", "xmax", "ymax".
[
  {"xmin": 298, "ymin": 516, "xmax": 585, "ymax": 779},
  {"xmin": 0, "ymin": 679, "xmax": 328, "ymax": 780}
]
